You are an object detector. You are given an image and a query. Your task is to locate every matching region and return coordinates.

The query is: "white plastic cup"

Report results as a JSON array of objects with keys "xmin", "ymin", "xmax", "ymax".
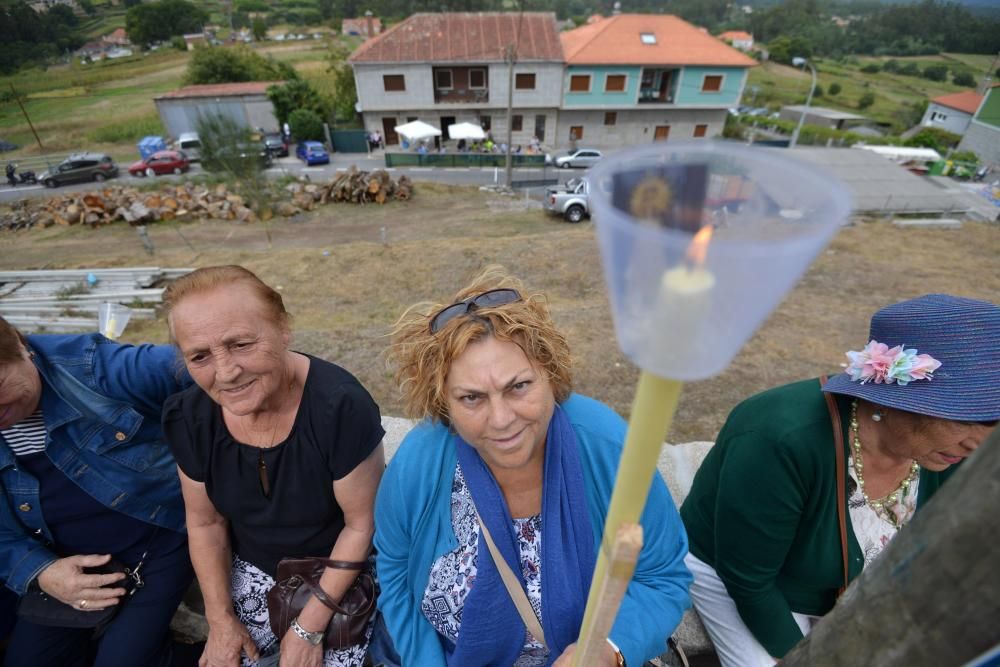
[
  {"xmin": 588, "ymin": 141, "xmax": 852, "ymax": 381},
  {"xmin": 98, "ymin": 302, "xmax": 132, "ymax": 340}
]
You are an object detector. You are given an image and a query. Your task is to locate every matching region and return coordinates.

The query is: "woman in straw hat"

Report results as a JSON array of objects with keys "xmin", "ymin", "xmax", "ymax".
[{"xmin": 680, "ymin": 294, "xmax": 998, "ymax": 667}]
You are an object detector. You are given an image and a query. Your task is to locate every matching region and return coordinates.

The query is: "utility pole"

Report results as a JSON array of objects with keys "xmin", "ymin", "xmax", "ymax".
[
  {"xmin": 504, "ymin": 42, "xmax": 516, "ymax": 190},
  {"xmin": 9, "ymin": 84, "xmax": 43, "ymax": 150},
  {"xmin": 782, "ymin": 426, "xmax": 1000, "ymax": 666}
]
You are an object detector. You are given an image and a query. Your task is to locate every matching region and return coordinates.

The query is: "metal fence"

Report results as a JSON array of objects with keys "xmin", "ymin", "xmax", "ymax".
[{"xmin": 384, "ymin": 153, "xmax": 546, "ymax": 168}]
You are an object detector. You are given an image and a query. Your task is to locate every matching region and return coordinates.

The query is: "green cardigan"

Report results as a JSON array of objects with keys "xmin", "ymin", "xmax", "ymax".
[{"xmin": 680, "ymin": 378, "xmax": 955, "ymax": 658}]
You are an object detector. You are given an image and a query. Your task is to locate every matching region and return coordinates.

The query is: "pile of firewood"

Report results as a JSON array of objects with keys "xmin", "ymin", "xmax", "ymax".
[
  {"xmin": 0, "ymin": 168, "xmax": 414, "ymax": 231},
  {"xmin": 319, "ymin": 167, "xmax": 412, "ymax": 205}
]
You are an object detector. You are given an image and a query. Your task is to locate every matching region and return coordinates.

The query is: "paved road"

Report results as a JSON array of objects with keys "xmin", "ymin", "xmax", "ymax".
[{"xmin": 0, "ymin": 153, "xmax": 576, "ymax": 205}]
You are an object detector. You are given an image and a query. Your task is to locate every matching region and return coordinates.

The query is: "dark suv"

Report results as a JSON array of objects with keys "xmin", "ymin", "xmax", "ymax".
[{"xmin": 40, "ymin": 153, "xmax": 119, "ymax": 188}]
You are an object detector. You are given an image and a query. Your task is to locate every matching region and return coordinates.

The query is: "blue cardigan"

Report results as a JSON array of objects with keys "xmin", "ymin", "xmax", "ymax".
[{"xmin": 374, "ymin": 393, "xmax": 692, "ymax": 666}]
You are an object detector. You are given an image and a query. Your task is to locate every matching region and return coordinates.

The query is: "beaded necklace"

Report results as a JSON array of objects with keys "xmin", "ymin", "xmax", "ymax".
[{"xmin": 849, "ymin": 399, "xmax": 919, "ymax": 529}]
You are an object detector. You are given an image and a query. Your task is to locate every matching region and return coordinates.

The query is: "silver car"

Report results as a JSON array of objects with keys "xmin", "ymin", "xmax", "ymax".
[{"xmin": 554, "ymin": 149, "xmax": 602, "ymax": 169}]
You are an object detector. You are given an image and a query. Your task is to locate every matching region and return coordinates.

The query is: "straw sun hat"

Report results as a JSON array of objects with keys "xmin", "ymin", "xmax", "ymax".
[{"xmin": 822, "ymin": 294, "xmax": 1000, "ymax": 422}]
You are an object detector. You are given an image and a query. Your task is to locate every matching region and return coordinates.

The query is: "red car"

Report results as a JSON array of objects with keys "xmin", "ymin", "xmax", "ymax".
[{"xmin": 128, "ymin": 150, "xmax": 190, "ymax": 177}]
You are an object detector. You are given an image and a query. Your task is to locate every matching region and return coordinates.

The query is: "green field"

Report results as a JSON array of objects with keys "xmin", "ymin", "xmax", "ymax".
[
  {"xmin": 0, "ymin": 38, "xmax": 355, "ymax": 162},
  {"xmin": 744, "ymin": 53, "xmax": 994, "ymax": 133}
]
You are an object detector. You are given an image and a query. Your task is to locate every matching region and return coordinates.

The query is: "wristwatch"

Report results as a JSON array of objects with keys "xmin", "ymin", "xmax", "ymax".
[
  {"xmin": 290, "ymin": 617, "xmax": 324, "ymax": 646},
  {"xmin": 606, "ymin": 638, "xmax": 627, "ymax": 666}
]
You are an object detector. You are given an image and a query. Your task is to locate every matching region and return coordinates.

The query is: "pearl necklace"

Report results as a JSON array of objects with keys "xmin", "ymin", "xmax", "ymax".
[{"xmin": 849, "ymin": 399, "xmax": 919, "ymax": 529}]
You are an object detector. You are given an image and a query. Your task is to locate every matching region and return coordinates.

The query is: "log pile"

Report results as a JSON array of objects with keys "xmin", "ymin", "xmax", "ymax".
[{"xmin": 0, "ymin": 169, "xmax": 414, "ymax": 231}]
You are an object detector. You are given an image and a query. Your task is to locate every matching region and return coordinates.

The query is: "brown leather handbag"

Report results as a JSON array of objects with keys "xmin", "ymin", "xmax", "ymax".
[{"xmin": 266, "ymin": 557, "xmax": 376, "ymax": 650}]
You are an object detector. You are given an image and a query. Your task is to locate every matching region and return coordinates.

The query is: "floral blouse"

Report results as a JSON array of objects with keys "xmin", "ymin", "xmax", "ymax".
[
  {"xmin": 847, "ymin": 456, "xmax": 920, "ymax": 568},
  {"xmin": 420, "ymin": 465, "xmax": 548, "ymax": 666}
]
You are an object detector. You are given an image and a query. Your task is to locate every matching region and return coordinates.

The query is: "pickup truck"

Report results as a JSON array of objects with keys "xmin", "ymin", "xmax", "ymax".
[{"xmin": 543, "ymin": 177, "xmax": 590, "ymax": 223}]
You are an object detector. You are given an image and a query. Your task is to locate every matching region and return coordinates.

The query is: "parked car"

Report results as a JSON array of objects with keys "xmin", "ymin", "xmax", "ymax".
[
  {"xmin": 543, "ymin": 177, "xmax": 591, "ymax": 223},
  {"xmin": 554, "ymin": 149, "xmax": 602, "ymax": 169},
  {"xmin": 39, "ymin": 153, "xmax": 118, "ymax": 188},
  {"xmin": 176, "ymin": 132, "xmax": 201, "ymax": 161},
  {"xmin": 296, "ymin": 141, "xmax": 330, "ymax": 166},
  {"xmin": 263, "ymin": 132, "xmax": 289, "ymax": 158},
  {"xmin": 128, "ymin": 150, "xmax": 190, "ymax": 177}
]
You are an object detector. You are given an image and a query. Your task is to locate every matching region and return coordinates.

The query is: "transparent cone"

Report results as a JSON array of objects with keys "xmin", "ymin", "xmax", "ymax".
[
  {"xmin": 588, "ymin": 141, "xmax": 852, "ymax": 380},
  {"xmin": 98, "ymin": 302, "xmax": 132, "ymax": 340}
]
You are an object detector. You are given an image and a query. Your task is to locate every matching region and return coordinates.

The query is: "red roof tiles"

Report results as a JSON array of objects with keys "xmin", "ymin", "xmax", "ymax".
[
  {"xmin": 561, "ymin": 14, "xmax": 757, "ymax": 67},
  {"xmin": 349, "ymin": 12, "xmax": 563, "ymax": 64}
]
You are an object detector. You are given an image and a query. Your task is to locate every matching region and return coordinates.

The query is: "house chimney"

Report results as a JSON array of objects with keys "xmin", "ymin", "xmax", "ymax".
[{"xmin": 365, "ymin": 10, "xmax": 374, "ymax": 38}]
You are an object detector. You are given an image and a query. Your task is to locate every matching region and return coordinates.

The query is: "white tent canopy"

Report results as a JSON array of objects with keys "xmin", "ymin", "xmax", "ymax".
[
  {"xmin": 394, "ymin": 120, "xmax": 441, "ymax": 142},
  {"xmin": 447, "ymin": 122, "xmax": 486, "ymax": 141}
]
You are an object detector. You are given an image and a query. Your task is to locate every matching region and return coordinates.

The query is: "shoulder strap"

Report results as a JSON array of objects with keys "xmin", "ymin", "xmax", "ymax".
[
  {"xmin": 819, "ymin": 376, "xmax": 850, "ymax": 597},
  {"xmin": 473, "ymin": 509, "xmax": 548, "ymax": 650}
]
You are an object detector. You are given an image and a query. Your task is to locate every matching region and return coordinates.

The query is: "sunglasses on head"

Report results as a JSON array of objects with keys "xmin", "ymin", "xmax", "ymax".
[{"xmin": 429, "ymin": 288, "xmax": 522, "ymax": 334}]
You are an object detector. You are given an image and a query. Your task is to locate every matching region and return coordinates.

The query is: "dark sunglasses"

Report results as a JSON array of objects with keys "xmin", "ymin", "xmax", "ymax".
[{"xmin": 429, "ymin": 288, "xmax": 522, "ymax": 334}]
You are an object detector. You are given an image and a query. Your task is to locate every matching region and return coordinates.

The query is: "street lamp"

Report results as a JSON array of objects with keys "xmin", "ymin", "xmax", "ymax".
[{"xmin": 789, "ymin": 56, "xmax": 816, "ymax": 148}]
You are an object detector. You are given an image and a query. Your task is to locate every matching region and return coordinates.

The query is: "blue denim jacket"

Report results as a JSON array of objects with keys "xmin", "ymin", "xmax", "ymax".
[{"xmin": 0, "ymin": 334, "xmax": 189, "ymax": 594}]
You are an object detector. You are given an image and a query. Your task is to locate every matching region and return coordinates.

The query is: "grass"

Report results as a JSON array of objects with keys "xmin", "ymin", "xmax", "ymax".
[
  {"xmin": 744, "ymin": 53, "xmax": 992, "ymax": 132},
  {"xmin": 1, "ymin": 186, "xmax": 996, "ymax": 444}
]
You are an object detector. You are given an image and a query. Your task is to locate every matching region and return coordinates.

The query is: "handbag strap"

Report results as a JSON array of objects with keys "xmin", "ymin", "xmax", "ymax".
[
  {"xmin": 299, "ymin": 556, "xmax": 372, "ymax": 614},
  {"xmin": 819, "ymin": 376, "xmax": 850, "ymax": 597},
  {"xmin": 473, "ymin": 509, "xmax": 548, "ymax": 650}
]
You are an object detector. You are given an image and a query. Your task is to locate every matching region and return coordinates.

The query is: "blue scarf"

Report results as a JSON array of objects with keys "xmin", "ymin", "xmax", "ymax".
[{"xmin": 449, "ymin": 404, "xmax": 596, "ymax": 666}]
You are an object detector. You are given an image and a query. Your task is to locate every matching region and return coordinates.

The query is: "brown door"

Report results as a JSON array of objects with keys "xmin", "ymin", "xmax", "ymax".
[
  {"xmin": 382, "ymin": 117, "xmax": 398, "ymax": 146},
  {"xmin": 654, "ymin": 125, "xmax": 670, "ymax": 141}
]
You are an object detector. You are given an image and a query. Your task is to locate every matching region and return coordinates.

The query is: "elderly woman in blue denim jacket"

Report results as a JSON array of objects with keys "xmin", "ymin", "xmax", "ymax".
[{"xmin": 0, "ymin": 315, "xmax": 192, "ymax": 667}]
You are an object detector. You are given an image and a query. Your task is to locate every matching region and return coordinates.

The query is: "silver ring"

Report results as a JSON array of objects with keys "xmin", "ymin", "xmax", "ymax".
[{"xmin": 79, "ymin": 599, "xmax": 88, "ymax": 609}]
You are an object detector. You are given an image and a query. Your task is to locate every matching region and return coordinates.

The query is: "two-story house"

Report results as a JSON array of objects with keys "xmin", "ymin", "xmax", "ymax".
[
  {"xmin": 957, "ymin": 84, "xmax": 1000, "ymax": 166},
  {"xmin": 349, "ymin": 12, "xmax": 564, "ymax": 147},
  {"xmin": 558, "ymin": 14, "xmax": 756, "ymax": 147},
  {"xmin": 921, "ymin": 90, "xmax": 983, "ymax": 137}
]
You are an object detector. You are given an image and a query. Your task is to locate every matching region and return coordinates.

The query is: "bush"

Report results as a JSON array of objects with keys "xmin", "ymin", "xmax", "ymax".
[
  {"xmin": 288, "ymin": 108, "xmax": 324, "ymax": 141},
  {"xmin": 857, "ymin": 92, "xmax": 876, "ymax": 110},
  {"xmin": 828, "ymin": 82, "xmax": 842, "ymax": 96},
  {"xmin": 899, "ymin": 62, "xmax": 919, "ymax": 76},
  {"xmin": 186, "ymin": 45, "xmax": 298, "ymax": 85},
  {"xmin": 922, "ymin": 65, "xmax": 948, "ymax": 82},
  {"xmin": 951, "ymin": 150, "xmax": 979, "ymax": 164},
  {"xmin": 952, "ymin": 71, "xmax": 976, "ymax": 87},
  {"xmin": 170, "ymin": 35, "xmax": 186, "ymax": 51},
  {"xmin": 812, "ymin": 84, "xmax": 824, "ymax": 98},
  {"xmin": 882, "ymin": 59, "xmax": 900, "ymax": 73},
  {"xmin": 861, "ymin": 63, "xmax": 880, "ymax": 74},
  {"xmin": 267, "ymin": 79, "xmax": 332, "ymax": 126},
  {"xmin": 904, "ymin": 127, "xmax": 962, "ymax": 152}
]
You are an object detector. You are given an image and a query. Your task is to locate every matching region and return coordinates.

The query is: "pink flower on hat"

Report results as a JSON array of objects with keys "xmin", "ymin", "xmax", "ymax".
[{"xmin": 845, "ymin": 340, "xmax": 941, "ymax": 385}]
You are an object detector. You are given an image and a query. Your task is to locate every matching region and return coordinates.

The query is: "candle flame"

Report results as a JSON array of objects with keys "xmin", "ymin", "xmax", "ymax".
[{"xmin": 685, "ymin": 225, "xmax": 714, "ymax": 268}]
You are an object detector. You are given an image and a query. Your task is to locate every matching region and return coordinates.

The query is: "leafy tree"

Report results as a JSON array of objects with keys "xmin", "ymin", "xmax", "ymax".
[
  {"xmin": 899, "ymin": 62, "xmax": 920, "ymax": 76},
  {"xmin": 236, "ymin": 0, "xmax": 269, "ymax": 11},
  {"xmin": 185, "ymin": 45, "xmax": 298, "ymax": 84},
  {"xmin": 171, "ymin": 35, "xmax": 187, "ymax": 50},
  {"xmin": 828, "ymin": 82, "xmax": 842, "ymax": 96},
  {"xmin": 922, "ymin": 65, "xmax": 948, "ymax": 82},
  {"xmin": 126, "ymin": 0, "xmax": 209, "ymax": 46},
  {"xmin": 196, "ymin": 113, "xmax": 275, "ymax": 218},
  {"xmin": 79, "ymin": 0, "xmax": 97, "ymax": 15},
  {"xmin": 318, "ymin": 0, "xmax": 334, "ymax": 20},
  {"xmin": 267, "ymin": 79, "xmax": 332, "ymax": 125},
  {"xmin": 904, "ymin": 127, "xmax": 961, "ymax": 151},
  {"xmin": 861, "ymin": 63, "xmax": 880, "ymax": 73},
  {"xmin": 952, "ymin": 71, "xmax": 976, "ymax": 87},
  {"xmin": 288, "ymin": 108, "xmax": 325, "ymax": 141},
  {"xmin": 252, "ymin": 18, "xmax": 268, "ymax": 41},
  {"xmin": 857, "ymin": 91, "xmax": 876, "ymax": 110},
  {"xmin": 327, "ymin": 46, "xmax": 357, "ymax": 121},
  {"xmin": 882, "ymin": 59, "xmax": 900, "ymax": 73},
  {"xmin": 767, "ymin": 35, "xmax": 812, "ymax": 65}
]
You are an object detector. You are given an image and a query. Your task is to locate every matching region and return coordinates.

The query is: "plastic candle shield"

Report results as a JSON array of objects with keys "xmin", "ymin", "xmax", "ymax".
[
  {"xmin": 98, "ymin": 302, "xmax": 132, "ymax": 340},
  {"xmin": 588, "ymin": 141, "xmax": 852, "ymax": 380}
]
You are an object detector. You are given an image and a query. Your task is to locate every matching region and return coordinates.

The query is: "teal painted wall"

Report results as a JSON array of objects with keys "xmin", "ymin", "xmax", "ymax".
[
  {"xmin": 563, "ymin": 66, "xmax": 640, "ymax": 106},
  {"xmin": 674, "ymin": 67, "xmax": 746, "ymax": 106}
]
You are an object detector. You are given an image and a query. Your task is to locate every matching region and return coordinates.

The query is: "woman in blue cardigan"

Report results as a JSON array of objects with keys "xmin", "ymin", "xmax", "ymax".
[{"xmin": 377, "ymin": 266, "xmax": 691, "ymax": 667}]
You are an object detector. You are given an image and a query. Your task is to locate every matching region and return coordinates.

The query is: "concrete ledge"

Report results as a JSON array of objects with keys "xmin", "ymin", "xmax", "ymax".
[{"xmin": 892, "ymin": 217, "xmax": 963, "ymax": 229}]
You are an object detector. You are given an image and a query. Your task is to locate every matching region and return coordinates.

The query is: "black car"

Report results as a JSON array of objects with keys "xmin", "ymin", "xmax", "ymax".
[
  {"xmin": 39, "ymin": 153, "xmax": 119, "ymax": 188},
  {"xmin": 263, "ymin": 132, "xmax": 289, "ymax": 158}
]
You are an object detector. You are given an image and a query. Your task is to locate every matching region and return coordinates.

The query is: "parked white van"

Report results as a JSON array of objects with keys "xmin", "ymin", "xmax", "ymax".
[{"xmin": 176, "ymin": 132, "xmax": 201, "ymax": 161}]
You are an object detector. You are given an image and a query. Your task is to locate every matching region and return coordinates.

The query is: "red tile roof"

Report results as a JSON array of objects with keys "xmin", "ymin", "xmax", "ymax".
[
  {"xmin": 155, "ymin": 82, "xmax": 284, "ymax": 100},
  {"xmin": 931, "ymin": 90, "xmax": 984, "ymax": 115},
  {"xmin": 561, "ymin": 14, "xmax": 757, "ymax": 67},
  {"xmin": 349, "ymin": 12, "xmax": 563, "ymax": 64}
]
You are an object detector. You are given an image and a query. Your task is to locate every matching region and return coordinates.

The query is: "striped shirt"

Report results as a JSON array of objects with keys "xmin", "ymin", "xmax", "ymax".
[{"xmin": 1, "ymin": 409, "xmax": 47, "ymax": 456}]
